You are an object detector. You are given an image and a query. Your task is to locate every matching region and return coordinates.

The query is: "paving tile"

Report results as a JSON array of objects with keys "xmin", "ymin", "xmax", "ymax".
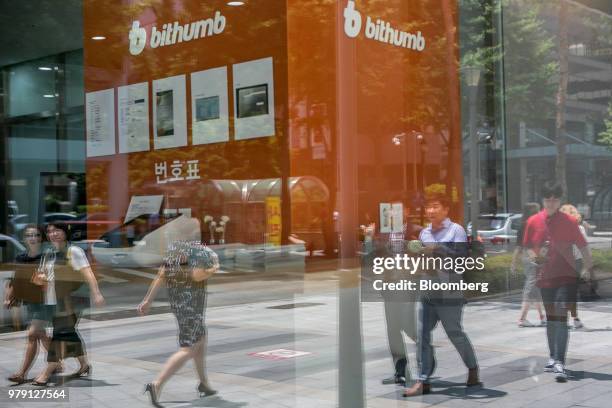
[
  {"xmin": 2, "ymin": 293, "xmax": 612, "ymax": 407},
  {"xmin": 577, "ymin": 391, "xmax": 612, "ymax": 408}
]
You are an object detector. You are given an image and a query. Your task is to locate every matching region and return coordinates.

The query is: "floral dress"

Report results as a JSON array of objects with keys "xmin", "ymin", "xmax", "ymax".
[{"xmin": 164, "ymin": 242, "xmax": 218, "ymax": 347}]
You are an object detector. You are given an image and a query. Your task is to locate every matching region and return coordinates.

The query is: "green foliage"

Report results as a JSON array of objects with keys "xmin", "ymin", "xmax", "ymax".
[
  {"xmin": 593, "ymin": 248, "xmax": 612, "ymax": 272},
  {"xmin": 463, "ymin": 253, "xmax": 518, "ymax": 295},
  {"xmin": 425, "ymin": 183, "xmax": 459, "ymax": 203},
  {"xmin": 44, "ymin": 194, "xmax": 62, "ymax": 212},
  {"xmin": 464, "ymin": 248, "xmax": 612, "ymax": 297},
  {"xmin": 460, "ymin": 0, "xmax": 557, "ymax": 123},
  {"xmin": 598, "ymin": 103, "xmax": 612, "ymax": 149}
]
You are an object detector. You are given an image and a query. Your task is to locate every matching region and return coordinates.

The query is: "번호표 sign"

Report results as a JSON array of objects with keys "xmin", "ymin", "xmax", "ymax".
[{"xmin": 155, "ymin": 160, "xmax": 201, "ymax": 184}]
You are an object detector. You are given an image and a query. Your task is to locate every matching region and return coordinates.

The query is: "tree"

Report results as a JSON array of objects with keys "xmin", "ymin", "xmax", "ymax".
[
  {"xmin": 555, "ymin": 0, "xmax": 569, "ymax": 200},
  {"xmin": 459, "ymin": 0, "xmax": 557, "ymax": 212},
  {"xmin": 460, "ymin": 0, "xmax": 557, "ymax": 126},
  {"xmin": 598, "ymin": 103, "xmax": 612, "ymax": 149}
]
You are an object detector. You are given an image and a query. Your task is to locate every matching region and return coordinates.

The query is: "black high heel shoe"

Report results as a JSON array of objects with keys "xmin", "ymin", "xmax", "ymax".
[
  {"xmin": 31, "ymin": 378, "xmax": 49, "ymax": 387},
  {"xmin": 144, "ymin": 383, "xmax": 163, "ymax": 407},
  {"xmin": 72, "ymin": 365, "xmax": 91, "ymax": 378},
  {"xmin": 197, "ymin": 382, "xmax": 218, "ymax": 397}
]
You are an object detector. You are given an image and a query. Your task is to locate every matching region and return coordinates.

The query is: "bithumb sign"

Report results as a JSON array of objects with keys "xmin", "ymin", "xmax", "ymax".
[
  {"xmin": 129, "ymin": 11, "xmax": 226, "ymax": 56},
  {"xmin": 343, "ymin": 0, "xmax": 425, "ymax": 52}
]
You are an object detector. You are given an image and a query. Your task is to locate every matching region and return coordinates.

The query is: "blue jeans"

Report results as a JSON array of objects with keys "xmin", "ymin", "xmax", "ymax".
[
  {"xmin": 417, "ymin": 298, "xmax": 478, "ymax": 383},
  {"xmin": 541, "ymin": 283, "xmax": 577, "ymax": 364}
]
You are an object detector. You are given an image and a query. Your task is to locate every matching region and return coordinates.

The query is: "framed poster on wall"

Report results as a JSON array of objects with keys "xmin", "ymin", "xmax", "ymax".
[
  {"xmin": 118, "ymin": 82, "xmax": 150, "ymax": 153},
  {"xmin": 191, "ymin": 66, "xmax": 229, "ymax": 145},
  {"xmin": 153, "ymin": 75, "xmax": 187, "ymax": 150},
  {"xmin": 233, "ymin": 57, "xmax": 275, "ymax": 140},
  {"xmin": 86, "ymin": 88, "xmax": 115, "ymax": 157}
]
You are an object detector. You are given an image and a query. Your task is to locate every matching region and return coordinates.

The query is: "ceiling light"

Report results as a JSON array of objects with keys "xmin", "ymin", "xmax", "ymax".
[
  {"xmin": 227, "ymin": 1, "xmax": 245, "ymax": 6},
  {"xmin": 38, "ymin": 67, "xmax": 52, "ymax": 71},
  {"xmin": 91, "ymin": 36, "xmax": 106, "ymax": 40},
  {"xmin": 43, "ymin": 94, "xmax": 55, "ymax": 98}
]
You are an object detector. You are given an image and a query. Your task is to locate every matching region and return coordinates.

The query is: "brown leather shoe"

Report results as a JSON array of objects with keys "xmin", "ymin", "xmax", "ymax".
[
  {"xmin": 467, "ymin": 367, "xmax": 482, "ymax": 387},
  {"xmin": 403, "ymin": 381, "xmax": 431, "ymax": 397}
]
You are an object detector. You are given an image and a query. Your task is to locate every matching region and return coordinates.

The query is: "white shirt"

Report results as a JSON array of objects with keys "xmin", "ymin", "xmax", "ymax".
[
  {"xmin": 43, "ymin": 246, "xmax": 90, "ymax": 305},
  {"xmin": 573, "ymin": 225, "xmax": 587, "ymax": 260}
]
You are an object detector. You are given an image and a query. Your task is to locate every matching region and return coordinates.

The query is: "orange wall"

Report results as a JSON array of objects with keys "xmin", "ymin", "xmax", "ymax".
[
  {"xmin": 83, "ymin": 0, "xmax": 463, "ymax": 243},
  {"xmin": 287, "ymin": 0, "xmax": 463, "ymax": 233},
  {"xmin": 83, "ymin": 0, "xmax": 288, "ymax": 238}
]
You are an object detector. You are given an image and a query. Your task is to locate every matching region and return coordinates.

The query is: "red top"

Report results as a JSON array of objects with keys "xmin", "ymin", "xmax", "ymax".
[{"xmin": 523, "ymin": 209, "xmax": 587, "ymax": 288}]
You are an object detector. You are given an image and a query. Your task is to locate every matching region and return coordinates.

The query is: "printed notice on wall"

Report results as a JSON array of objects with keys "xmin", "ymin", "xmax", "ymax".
[
  {"xmin": 191, "ymin": 67, "xmax": 229, "ymax": 145},
  {"xmin": 118, "ymin": 82, "xmax": 150, "ymax": 153},
  {"xmin": 233, "ymin": 57, "xmax": 275, "ymax": 140},
  {"xmin": 86, "ymin": 88, "xmax": 115, "ymax": 157},
  {"xmin": 125, "ymin": 195, "xmax": 164, "ymax": 222},
  {"xmin": 153, "ymin": 75, "xmax": 187, "ymax": 150}
]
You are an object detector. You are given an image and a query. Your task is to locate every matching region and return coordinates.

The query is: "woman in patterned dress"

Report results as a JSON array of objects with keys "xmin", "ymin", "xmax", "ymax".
[{"xmin": 138, "ymin": 241, "xmax": 218, "ymax": 407}]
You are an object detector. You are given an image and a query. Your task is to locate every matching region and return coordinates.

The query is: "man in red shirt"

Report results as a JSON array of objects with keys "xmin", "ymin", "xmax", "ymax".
[{"xmin": 523, "ymin": 182, "xmax": 593, "ymax": 382}]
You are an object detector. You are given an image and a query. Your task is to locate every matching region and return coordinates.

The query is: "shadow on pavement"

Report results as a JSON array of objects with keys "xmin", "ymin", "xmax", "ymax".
[
  {"xmin": 384, "ymin": 381, "xmax": 507, "ymax": 403},
  {"xmin": 578, "ymin": 327, "xmax": 612, "ymax": 332},
  {"xmin": 568, "ymin": 370, "xmax": 612, "ymax": 382},
  {"xmin": 428, "ymin": 380, "xmax": 507, "ymax": 399},
  {"xmin": 53, "ymin": 375, "xmax": 119, "ymax": 388},
  {"xmin": 165, "ymin": 395, "xmax": 248, "ymax": 407}
]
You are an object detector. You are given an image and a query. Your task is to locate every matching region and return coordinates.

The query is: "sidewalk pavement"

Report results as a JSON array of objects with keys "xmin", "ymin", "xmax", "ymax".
[{"xmin": 1, "ymin": 276, "xmax": 612, "ymax": 408}]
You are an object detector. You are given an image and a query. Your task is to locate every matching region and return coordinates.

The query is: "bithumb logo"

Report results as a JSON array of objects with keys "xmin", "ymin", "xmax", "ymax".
[
  {"xmin": 128, "ymin": 11, "xmax": 226, "ymax": 56},
  {"xmin": 129, "ymin": 21, "xmax": 147, "ymax": 55},
  {"xmin": 343, "ymin": 1, "xmax": 426, "ymax": 52},
  {"xmin": 343, "ymin": 0, "xmax": 362, "ymax": 38}
]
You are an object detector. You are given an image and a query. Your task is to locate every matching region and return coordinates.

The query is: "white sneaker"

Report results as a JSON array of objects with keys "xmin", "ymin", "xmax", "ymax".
[
  {"xmin": 544, "ymin": 358, "xmax": 555, "ymax": 372},
  {"xmin": 554, "ymin": 363, "xmax": 567, "ymax": 382},
  {"xmin": 573, "ymin": 319, "xmax": 584, "ymax": 329},
  {"xmin": 518, "ymin": 319, "xmax": 534, "ymax": 328}
]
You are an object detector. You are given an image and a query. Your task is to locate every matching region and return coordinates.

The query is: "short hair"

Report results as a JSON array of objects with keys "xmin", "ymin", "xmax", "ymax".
[
  {"xmin": 541, "ymin": 181, "xmax": 563, "ymax": 199},
  {"xmin": 425, "ymin": 193, "xmax": 450, "ymax": 209},
  {"xmin": 46, "ymin": 222, "xmax": 71, "ymax": 240}
]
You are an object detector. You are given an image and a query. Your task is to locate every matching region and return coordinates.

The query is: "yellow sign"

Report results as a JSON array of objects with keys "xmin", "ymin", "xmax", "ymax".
[{"xmin": 266, "ymin": 197, "xmax": 282, "ymax": 246}]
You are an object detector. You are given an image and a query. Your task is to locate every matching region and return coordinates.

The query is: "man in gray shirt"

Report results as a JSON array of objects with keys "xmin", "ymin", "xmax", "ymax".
[{"xmin": 404, "ymin": 194, "xmax": 481, "ymax": 396}]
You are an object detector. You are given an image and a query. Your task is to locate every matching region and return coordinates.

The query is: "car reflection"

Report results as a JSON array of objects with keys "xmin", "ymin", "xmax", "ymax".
[{"xmin": 92, "ymin": 214, "xmax": 201, "ymax": 268}]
